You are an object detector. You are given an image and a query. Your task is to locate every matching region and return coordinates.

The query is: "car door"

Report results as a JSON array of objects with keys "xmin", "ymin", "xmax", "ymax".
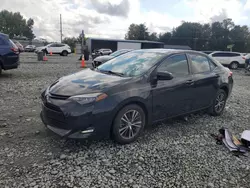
[
  {"xmin": 57, "ymin": 44, "xmax": 65, "ymax": 53},
  {"xmin": 47, "ymin": 43, "xmax": 57, "ymax": 53},
  {"xmin": 188, "ymin": 53, "xmax": 219, "ymax": 110},
  {"xmin": 211, "ymin": 52, "xmax": 226, "ymax": 64},
  {"xmin": 152, "ymin": 53, "xmax": 194, "ymax": 121}
]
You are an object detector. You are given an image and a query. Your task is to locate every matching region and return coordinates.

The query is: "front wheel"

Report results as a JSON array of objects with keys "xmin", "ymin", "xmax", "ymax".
[
  {"xmin": 112, "ymin": 104, "xmax": 145, "ymax": 144},
  {"xmin": 209, "ymin": 89, "xmax": 227, "ymax": 116}
]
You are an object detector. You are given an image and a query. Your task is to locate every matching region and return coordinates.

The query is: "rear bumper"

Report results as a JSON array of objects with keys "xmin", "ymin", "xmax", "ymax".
[{"xmin": 2, "ymin": 56, "xmax": 19, "ymax": 70}]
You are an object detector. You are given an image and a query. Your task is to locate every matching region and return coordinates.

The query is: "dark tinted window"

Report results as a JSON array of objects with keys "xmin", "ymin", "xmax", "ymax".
[
  {"xmin": 158, "ymin": 54, "xmax": 189, "ymax": 76},
  {"xmin": 212, "ymin": 52, "xmax": 240, "ymax": 57},
  {"xmin": 0, "ymin": 38, "xmax": 6, "ymax": 45},
  {"xmin": 230, "ymin": 53, "xmax": 241, "ymax": 57},
  {"xmin": 189, "ymin": 54, "xmax": 210, "ymax": 73},
  {"xmin": 49, "ymin": 43, "xmax": 57, "ymax": 47},
  {"xmin": 57, "ymin": 44, "xmax": 65, "ymax": 47}
]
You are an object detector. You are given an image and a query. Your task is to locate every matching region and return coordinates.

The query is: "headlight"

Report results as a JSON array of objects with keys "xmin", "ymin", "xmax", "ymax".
[{"xmin": 68, "ymin": 93, "xmax": 108, "ymax": 105}]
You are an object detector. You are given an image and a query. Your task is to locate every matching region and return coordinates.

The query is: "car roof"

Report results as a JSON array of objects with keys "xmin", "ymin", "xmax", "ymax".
[
  {"xmin": 211, "ymin": 51, "xmax": 241, "ymax": 54},
  {"xmin": 0, "ymin": 32, "xmax": 9, "ymax": 38},
  {"xmin": 132, "ymin": 48, "xmax": 206, "ymax": 55}
]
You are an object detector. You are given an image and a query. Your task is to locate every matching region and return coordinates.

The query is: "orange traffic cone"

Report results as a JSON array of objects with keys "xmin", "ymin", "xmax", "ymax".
[
  {"xmin": 81, "ymin": 55, "xmax": 85, "ymax": 68},
  {"xmin": 43, "ymin": 53, "xmax": 48, "ymax": 61},
  {"xmin": 50, "ymin": 51, "xmax": 52, "ymax": 56}
]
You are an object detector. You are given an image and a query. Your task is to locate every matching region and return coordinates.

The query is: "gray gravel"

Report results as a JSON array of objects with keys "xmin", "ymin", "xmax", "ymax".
[{"xmin": 0, "ymin": 52, "xmax": 250, "ymax": 187}]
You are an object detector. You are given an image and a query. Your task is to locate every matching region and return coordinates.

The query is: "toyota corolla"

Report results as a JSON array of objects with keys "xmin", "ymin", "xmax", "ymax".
[{"xmin": 40, "ymin": 49, "xmax": 233, "ymax": 144}]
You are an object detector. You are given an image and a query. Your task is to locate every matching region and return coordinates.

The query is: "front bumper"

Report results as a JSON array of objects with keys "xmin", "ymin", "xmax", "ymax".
[{"xmin": 40, "ymin": 93, "xmax": 113, "ymax": 139}]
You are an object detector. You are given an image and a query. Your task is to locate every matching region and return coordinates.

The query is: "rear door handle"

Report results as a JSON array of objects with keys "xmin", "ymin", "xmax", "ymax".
[{"xmin": 186, "ymin": 80, "xmax": 194, "ymax": 86}]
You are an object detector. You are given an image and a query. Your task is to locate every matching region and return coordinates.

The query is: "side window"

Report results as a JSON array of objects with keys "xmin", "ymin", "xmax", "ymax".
[
  {"xmin": 49, "ymin": 43, "xmax": 57, "ymax": 47},
  {"xmin": 230, "ymin": 53, "xmax": 240, "ymax": 57},
  {"xmin": 189, "ymin": 54, "xmax": 210, "ymax": 74},
  {"xmin": 212, "ymin": 53, "xmax": 225, "ymax": 57},
  {"xmin": 57, "ymin": 44, "xmax": 65, "ymax": 47},
  {"xmin": 158, "ymin": 54, "xmax": 189, "ymax": 76},
  {"xmin": 0, "ymin": 38, "xmax": 6, "ymax": 45},
  {"xmin": 209, "ymin": 59, "xmax": 217, "ymax": 70}
]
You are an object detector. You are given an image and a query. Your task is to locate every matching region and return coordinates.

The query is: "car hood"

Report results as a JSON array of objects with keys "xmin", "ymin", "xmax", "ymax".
[
  {"xmin": 94, "ymin": 55, "xmax": 114, "ymax": 63},
  {"xmin": 49, "ymin": 68, "xmax": 131, "ymax": 96}
]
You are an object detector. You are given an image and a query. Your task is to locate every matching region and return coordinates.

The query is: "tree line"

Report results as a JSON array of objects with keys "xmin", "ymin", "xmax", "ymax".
[
  {"xmin": 125, "ymin": 19, "xmax": 250, "ymax": 52},
  {"xmin": 0, "ymin": 10, "xmax": 35, "ymax": 40}
]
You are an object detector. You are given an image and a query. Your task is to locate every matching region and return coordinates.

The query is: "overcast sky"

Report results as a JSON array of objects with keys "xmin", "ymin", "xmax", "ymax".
[{"xmin": 1, "ymin": 0, "xmax": 250, "ymax": 41}]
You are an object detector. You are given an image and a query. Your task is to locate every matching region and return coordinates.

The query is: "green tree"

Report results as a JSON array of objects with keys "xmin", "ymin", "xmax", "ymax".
[
  {"xmin": 0, "ymin": 10, "xmax": 35, "ymax": 40},
  {"xmin": 159, "ymin": 32, "xmax": 172, "ymax": 44},
  {"xmin": 148, "ymin": 32, "xmax": 158, "ymax": 41},
  {"xmin": 62, "ymin": 37, "xmax": 78, "ymax": 52},
  {"xmin": 125, "ymin": 23, "xmax": 149, "ymax": 40}
]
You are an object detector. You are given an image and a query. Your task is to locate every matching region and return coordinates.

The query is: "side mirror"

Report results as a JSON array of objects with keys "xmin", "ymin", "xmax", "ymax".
[{"xmin": 157, "ymin": 71, "xmax": 173, "ymax": 80}]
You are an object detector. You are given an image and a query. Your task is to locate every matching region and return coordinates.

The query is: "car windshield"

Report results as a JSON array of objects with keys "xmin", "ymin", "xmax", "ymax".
[
  {"xmin": 97, "ymin": 51, "xmax": 165, "ymax": 77},
  {"xmin": 110, "ymin": 50, "xmax": 129, "ymax": 57}
]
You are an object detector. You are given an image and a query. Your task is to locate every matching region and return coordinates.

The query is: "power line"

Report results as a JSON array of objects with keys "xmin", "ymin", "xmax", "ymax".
[{"xmin": 60, "ymin": 14, "xmax": 62, "ymax": 43}]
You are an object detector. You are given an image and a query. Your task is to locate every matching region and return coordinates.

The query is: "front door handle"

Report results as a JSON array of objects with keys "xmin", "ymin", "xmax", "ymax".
[{"xmin": 186, "ymin": 80, "xmax": 194, "ymax": 86}]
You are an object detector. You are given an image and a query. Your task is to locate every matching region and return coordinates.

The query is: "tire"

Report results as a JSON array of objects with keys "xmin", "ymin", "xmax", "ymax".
[
  {"xmin": 0, "ymin": 59, "xmax": 3, "ymax": 75},
  {"xmin": 209, "ymin": 89, "xmax": 227, "ymax": 116},
  {"xmin": 112, "ymin": 104, "xmax": 145, "ymax": 144},
  {"xmin": 230, "ymin": 61, "xmax": 239, "ymax": 69},
  {"xmin": 62, "ymin": 51, "xmax": 68, "ymax": 56}
]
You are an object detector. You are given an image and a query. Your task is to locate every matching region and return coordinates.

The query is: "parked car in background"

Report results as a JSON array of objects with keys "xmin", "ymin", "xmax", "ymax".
[
  {"xmin": 40, "ymin": 49, "xmax": 233, "ymax": 144},
  {"xmin": 13, "ymin": 40, "xmax": 24, "ymax": 52},
  {"xmin": 209, "ymin": 51, "xmax": 245, "ymax": 69},
  {"xmin": 202, "ymin": 51, "xmax": 213, "ymax": 55},
  {"xmin": 25, "ymin": 45, "xmax": 36, "ymax": 52},
  {"xmin": 35, "ymin": 43, "xmax": 71, "ymax": 56},
  {"xmin": 96, "ymin": 48, "xmax": 112, "ymax": 55},
  {"xmin": 0, "ymin": 33, "xmax": 19, "ymax": 75},
  {"xmin": 92, "ymin": 49, "xmax": 133, "ymax": 68}
]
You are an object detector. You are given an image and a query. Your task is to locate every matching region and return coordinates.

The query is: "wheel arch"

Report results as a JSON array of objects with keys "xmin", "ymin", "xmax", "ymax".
[
  {"xmin": 109, "ymin": 97, "xmax": 150, "ymax": 136},
  {"xmin": 219, "ymin": 84, "xmax": 229, "ymax": 97}
]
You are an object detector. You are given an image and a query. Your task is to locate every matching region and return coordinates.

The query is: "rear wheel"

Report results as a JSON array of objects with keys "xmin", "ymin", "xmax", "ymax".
[
  {"xmin": 0, "ymin": 60, "xmax": 3, "ymax": 75},
  {"xmin": 112, "ymin": 104, "xmax": 145, "ymax": 144},
  {"xmin": 230, "ymin": 61, "xmax": 239, "ymax": 69},
  {"xmin": 62, "ymin": 50, "xmax": 68, "ymax": 56},
  {"xmin": 209, "ymin": 89, "xmax": 227, "ymax": 116}
]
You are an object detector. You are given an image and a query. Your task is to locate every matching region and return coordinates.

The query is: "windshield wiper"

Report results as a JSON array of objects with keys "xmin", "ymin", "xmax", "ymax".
[{"xmin": 97, "ymin": 69, "xmax": 124, "ymax": 77}]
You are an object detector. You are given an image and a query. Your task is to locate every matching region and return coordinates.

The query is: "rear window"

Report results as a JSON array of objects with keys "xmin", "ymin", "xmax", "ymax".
[{"xmin": 9, "ymin": 39, "xmax": 18, "ymax": 48}]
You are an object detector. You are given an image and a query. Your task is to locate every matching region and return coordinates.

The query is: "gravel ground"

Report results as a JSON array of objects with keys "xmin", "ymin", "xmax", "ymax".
[{"xmin": 0, "ymin": 53, "xmax": 250, "ymax": 188}]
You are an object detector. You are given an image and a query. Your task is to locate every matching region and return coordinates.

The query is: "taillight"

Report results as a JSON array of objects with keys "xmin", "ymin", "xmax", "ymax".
[
  {"xmin": 229, "ymin": 71, "xmax": 233, "ymax": 77},
  {"xmin": 242, "ymin": 56, "xmax": 246, "ymax": 60},
  {"xmin": 11, "ymin": 47, "xmax": 19, "ymax": 54}
]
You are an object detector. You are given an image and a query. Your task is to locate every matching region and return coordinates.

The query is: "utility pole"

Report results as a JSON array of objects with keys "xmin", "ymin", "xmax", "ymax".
[{"xmin": 60, "ymin": 14, "xmax": 62, "ymax": 43}]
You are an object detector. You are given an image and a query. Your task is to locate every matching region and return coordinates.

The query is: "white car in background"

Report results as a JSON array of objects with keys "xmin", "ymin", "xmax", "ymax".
[
  {"xmin": 96, "ymin": 48, "xmax": 112, "ymax": 55},
  {"xmin": 209, "ymin": 51, "xmax": 245, "ymax": 69},
  {"xmin": 35, "ymin": 43, "xmax": 71, "ymax": 56}
]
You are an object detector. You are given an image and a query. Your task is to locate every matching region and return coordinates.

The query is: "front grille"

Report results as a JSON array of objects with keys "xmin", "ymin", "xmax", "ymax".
[
  {"xmin": 49, "ymin": 93, "xmax": 69, "ymax": 100},
  {"xmin": 44, "ymin": 102, "xmax": 61, "ymax": 112}
]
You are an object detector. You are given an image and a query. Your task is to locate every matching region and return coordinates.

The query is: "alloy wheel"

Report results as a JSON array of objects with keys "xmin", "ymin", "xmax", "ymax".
[
  {"xmin": 231, "ymin": 62, "xmax": 238, "ymax": 69},
  {"xmin": 215, "ymin": 93, "xmax": 225, "ymax": 113},
  {"xmin": 119, "ymin": 110, "xmax": 142, "ymax": 139}
]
